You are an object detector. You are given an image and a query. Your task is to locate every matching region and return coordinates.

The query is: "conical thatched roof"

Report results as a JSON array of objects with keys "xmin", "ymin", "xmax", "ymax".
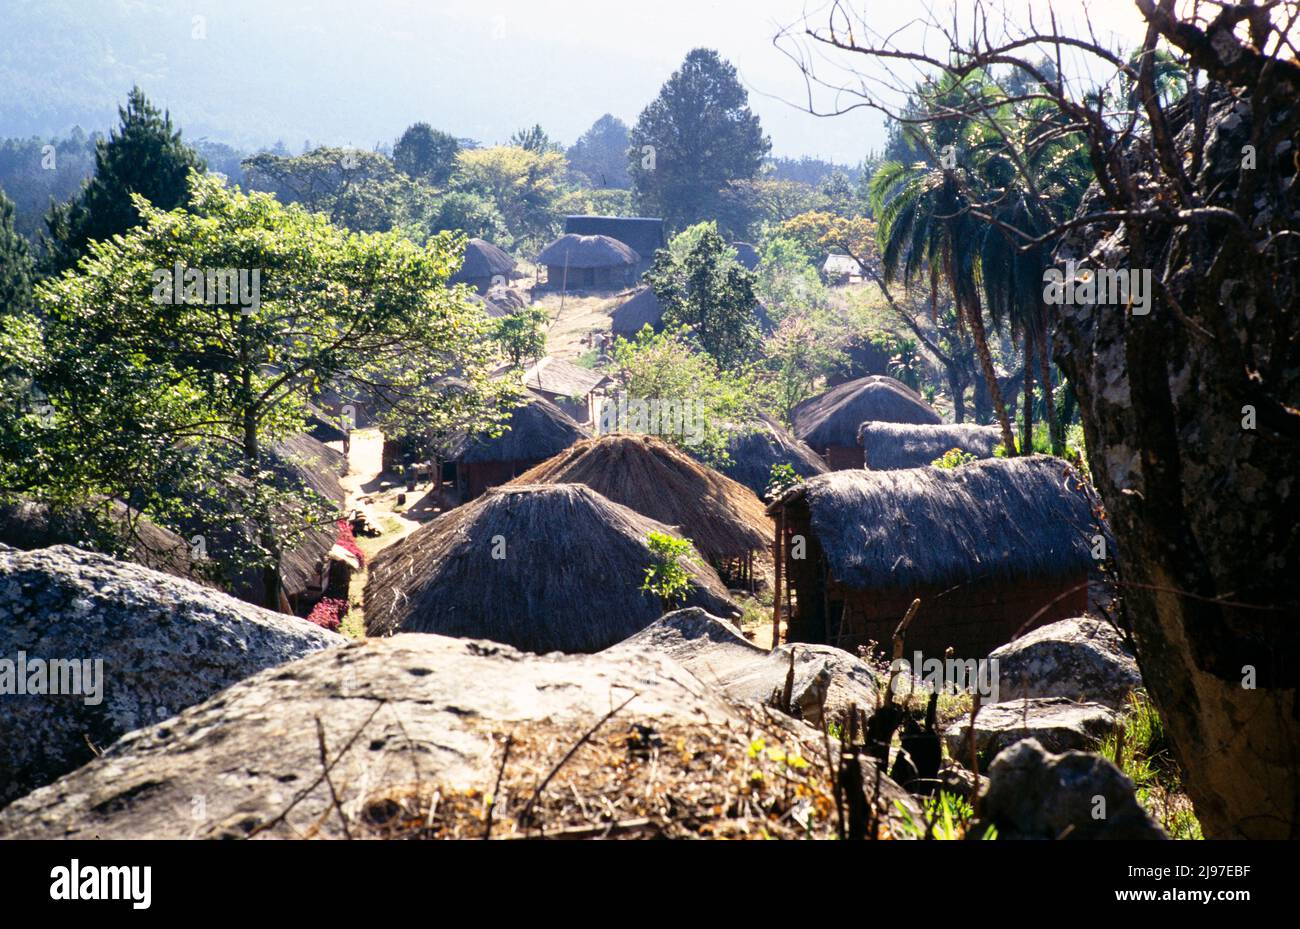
[
  {"xmin": 451, "ymin": 238, "xmax": 517, "ymax": 283},
  {"xmin": 610, "ymin": 286, "xmax": 664, "ymax": 338},
  {"xmin": 452, "ymin": 393, "xmax": 589, "ymax": 464},
  {"xmin": 768, "ymin": 456, "xmax": 1103, "ymax": 591},
  {"xmin": 364, "ymin": 483, "xmax": 738, "ymax": 652},
  {"xmin": 537, "ymin": 233, "xmax": 639, "ymax": 269},
  {"xmin": 511, "ymin": 433, "xmax": 772, "ymax": 563},
  {"xmin": 857, "ymin": 422, "xmax": 1002, "ymax": 471},
  {"xmin": 692, "ymin": 413, "xmax": 829, "ymax": 499},
  {"xmin": 793, "ymin": 375, "xmax": 940, "ymax": 449}
]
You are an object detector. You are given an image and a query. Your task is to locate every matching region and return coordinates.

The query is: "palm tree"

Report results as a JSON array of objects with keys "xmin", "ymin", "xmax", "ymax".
[{"xmin": 868, "ymin": 73, "xmax": 1016, "ymax": 453}]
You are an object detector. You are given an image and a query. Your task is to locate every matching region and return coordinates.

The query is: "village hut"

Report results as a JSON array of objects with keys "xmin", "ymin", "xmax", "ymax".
[
  {"xmin": 610, "ymin": 286, "xmax": 664, "ymax": 339},
  {"xmin": 689, "ymin": 413, "xmax": 829, "ymax": 499},
  {"xmin": 565, "ymin": 215, "xmax": 665, "ymax": 274},
  {"xmin": 793, "ymin": 375, "xmax": 941, "ymax": 469},
  {"xmin": 733, "ymin": 242, "xmax": 760, "ymax": 271},
  {"xmin": 858, "ymin": 422, "xmax": 1002, "ymax": 471},
  {"xmin": 766, "ymin": 457, "xmax": 1103, "ymax": 658},
  {"xmin": 538, "ymin": 234, "xmax": 640, "ymax": 291},
  {"xmin": 364, "ymin": 483, "xmax": 738, "ymax": 652},
  {"xmin": 521, "ymin": 356, "xmax": 613, "ymax": 426},
  {"xmin": 512, "ymin": 433, "xmax": 772, "ymax": 585},
  {"xmin": 0, "ymin": 498, "xmax": 199, "ymax": 582},
  {"xmin": 822, "ymin": 253, "xmax": 864, "ymax": 285},
  {"xmin": 448, "ymin": 392, "xmax": 590, "ymax": 500},
  {"xmin": 450, "ymin": 238, "xmax": 518, "ymax": 294}
]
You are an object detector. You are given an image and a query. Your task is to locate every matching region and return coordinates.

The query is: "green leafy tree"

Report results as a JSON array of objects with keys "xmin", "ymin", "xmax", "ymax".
[
  {"xmin": 629, "ymin": 48, "xmax": 770, "ymax": 231},
  {"xmin": 645, "ymin": 225, "xmax": 762, "ymax": 370},
  {"xmin": 754, "ymin": 236, "xmax": 828, "ymax": 324},
  {"xmin": 0, "ymin": 189, "xmax": 34, "ymax": 314},
  {"xmin": 242, "ymin": 146, "xmax": 410, "ymax": 232},
  {"xmin": 41, "ymin": 87, "xmax": 205, "ymax": 273},
  {"xmin": 640, "ymin": 530, "xmax": 696, "ymax": 609},
  {"xmin": 494, "ymin": 306, "xmax": 549, "ymax": 368},
  {"xmin": 509, "ymin": 124, "xmax": 561, "ymax": 155},
  {"xmin": 454, "ymin": 146, "xmax": 568, "ymax": 246},
  {"xmin": 566, "ymin": 114, "xmax": 632, "ymax": 189},
  {"xmin": 393, "ymin": 122, "xmax": 461, "ymax": 186},
  {"xmin": 25, "ymin": 173, "xmax": 513, "ymax": 605}
]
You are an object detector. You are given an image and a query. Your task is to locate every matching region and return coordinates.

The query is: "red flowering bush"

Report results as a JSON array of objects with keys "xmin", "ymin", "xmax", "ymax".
[
  {"xmin": 335, "ymin": 519, "xmax": 366, "ymax": 569},
  {"xmin": 305, "ymin": 597, "xmax": 347, "ymax": 631}
]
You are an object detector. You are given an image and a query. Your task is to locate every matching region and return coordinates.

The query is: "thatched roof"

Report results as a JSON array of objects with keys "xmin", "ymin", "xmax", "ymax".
[
  {"xmin": 694, "ymin": 413, "xmax": 829, "ymax": 498},
  {"xmin": 565, "ymin": 215, "xmax": 665, "ymax": 260},
  {"xmin": 364, "ymin": 483, "xmax": 737, "ymax": 652},
  {"xmin": 451, "ymin": 238, "xmax": 516, "ymax": 283},
  {"xmin": 793, "ymin": 375, "xmax": 941, "ymax": 448},
  {"xmin": 511, "ymin": 433, "xmax": 772, "ymax": 562},
  {"xmin": 823, "ymin": 254, "xmax": 863, "ymax": 276},
  {"xmin": 858, "ymin": 422, "xmax": 1002, "ymax": 471},
  {"xmin": 733, "ymin": 242, "xmax": 760, "ymax": 270},
  {"xmin": 523, "ymin": 356, "xmax": 611, "ymax": 399},
  {"xmin": 537, "ymin": 234, "xmax": 639, "ymax": 269},
  {"xmin": 768, "ymin": 456, "xmax": 1103, "ymax": 592},
  {"xmin": 0, "ymin": 498, "xmax": 198, "ymax": 581},
  {"xmin": 610, "ymin": 286, "xmax": 664, "ymax": 337},
  {"xmin": 452, "ymin": 392, "xmax": 589, "ymax": 464},
  {"xmin": 271, "ymin": 434, "xmax": 346, "ymax": 505}
]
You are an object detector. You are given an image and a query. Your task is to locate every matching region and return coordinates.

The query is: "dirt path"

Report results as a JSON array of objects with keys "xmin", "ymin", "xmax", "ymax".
[{"xmin": 337, "ymin": 428, "xmax": 452, "ymax": 637}]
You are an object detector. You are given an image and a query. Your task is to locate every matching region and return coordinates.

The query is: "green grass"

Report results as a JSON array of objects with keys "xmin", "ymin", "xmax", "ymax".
[{"xmin": 1099, "ymin": 692, "xmax": 1203, "ymax": 839}]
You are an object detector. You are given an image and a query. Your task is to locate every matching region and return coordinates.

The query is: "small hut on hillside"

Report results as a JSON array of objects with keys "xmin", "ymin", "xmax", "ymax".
[
  {"xmin": 858, "ymin": 422, "xmax": 1002, "ymax": 471},
  {"xmin": 448, "ymin": 392, "xmax": 589, "ymax": 500},
  {"xmin": 565, "ymin": 215, "xmax": 665, "ymax": 274},
  {"xmin": 690, "ymin": 413, "xmax": 830, "ymax": 499},
  {"xmin": 538, "ymin": 234, "xmax": 640, "ymax": 291},
  {"xmin": 450, "ymin": 238, "xmax": 518, "ymax": 294},
  {"xmin": 364, "ymin": 483, "xmax": 737, "ymax": 652},
  {"xmin": 610, "ymin": 286, "xmax": 664, "ymax": 339},
  {"xmin": 766, "ymin": 457, "xmax": 1102, "ymax": 658},
  {"xmin": 512, "ymin": 433, "xmax": 772, "ymax": 585},
  {"xmin": 793, "ymin": 375, "xmax": 941, "ymax": 469},
  {"xmin": 823, "ymin": 253, "xmax": 864, "ymax": 285},
  {"xmin": 521, "ymin": 356, "xmax": 613, "ymax": 426},
  {"xmin": 469, "ymin": 286, "xmax": 528, "ymax": 319}
]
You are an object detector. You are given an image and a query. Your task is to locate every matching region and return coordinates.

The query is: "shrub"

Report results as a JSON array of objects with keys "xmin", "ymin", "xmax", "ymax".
[{"xmin": 305, "ymin": 596, "xmax": 347, "ymax": 631}]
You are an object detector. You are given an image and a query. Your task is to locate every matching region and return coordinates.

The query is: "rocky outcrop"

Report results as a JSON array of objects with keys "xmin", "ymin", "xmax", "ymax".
[
  {"xmin": 0, "ymin": 546, "xmax": 343, "ymax": 807},
  {"xmin": 943, "ymin": 697, "xmax": 1117, "ymax": 769},
  {"xmin": 0, "ymin": 633, "xmax": 919, "ymax": 839},
  {"xmin": 609, "ymin": 608, "xmax": 881, "ymax": 725},
  {"xmin": 983, "ymin": 738, "xmax": 1165, "ymax": 839},
  {"xmin": 989, "ymin": 617, "xmax": 1141, "ymax": 708}
]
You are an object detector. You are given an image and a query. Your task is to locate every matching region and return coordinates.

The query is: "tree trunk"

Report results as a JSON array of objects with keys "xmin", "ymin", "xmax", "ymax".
[
  {"xmin": 962, "ymin": 295, "xmax": 1015, "ymax": 453},
  {"xmin": 946, "ymin": 365, "xmax": 966, "ymax": 423},
  {"xmin": 1052, "ymin": 94, "xmax": 1300, "ymax": 838},
  {"xmin": 1020, "ymin": 331, "xmax": 1035, "ymax": 456},
  {"xmin": 1038, "ymin": 323, "xmax": 1061, "ymax": 455}
]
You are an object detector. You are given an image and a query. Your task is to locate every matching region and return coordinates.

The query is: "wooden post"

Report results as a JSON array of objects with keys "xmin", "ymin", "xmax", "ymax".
[{"xmin": 771, "ymin": 509, "xmax": 783, "ymax": 651}]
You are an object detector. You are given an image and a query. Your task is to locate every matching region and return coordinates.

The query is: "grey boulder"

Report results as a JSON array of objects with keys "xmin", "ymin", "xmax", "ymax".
[
  {"xmin": 943, "ymin": 697, "xmax": 1117, "ymax": 770},
  {"xmin": 0, "ymin": 545, "xmax": 343, "ymax": 807},
  {"xmin": 989, "ymin": 616, "xmax": 1141, "ymax": 708},
  {"xmin": 983, "ymin": 737, "xmax": 1165, "ymax": 839},
  {"xmin": 608, "ymin": 608, "xmax": 881, "ymax": 725}
]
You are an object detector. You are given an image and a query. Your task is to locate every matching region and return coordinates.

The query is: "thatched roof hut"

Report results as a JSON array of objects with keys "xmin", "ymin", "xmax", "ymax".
[
  {"xmin": 521, "ymin": 356, "xmax": 613, "ymax": 425},
  {"xmin": 858, "ymin": 422, "xmax": 1002, "ymax": 471},
  {"xmin": 565, "ymin": 215, "xmax": 665, "ymax": 273},
  {"xmin": 511, "ymin": 434, "xmax": 772, "ymax": 576},
  {"xmin": 449, "ymin": 393, "xmax": 589, "ymax": 499},
  {"xmin": 766, "ymin": 456, "xmax": 1104, "ymax": 657},
  {"xmin": 793, "ymin": 375, "xmax": 941, "ymax": 468},
  {"xmin": 450, "ymin": 238, "xmax": 517, "ymax": 293},
  {"xmin": 364, "ymin": 483, "xmax": 737, "ymax": 652},
  {"xmin": 538, "ymin": 234, "xmax": 640, "ymax": 291},
  {"xmin": 610, "ymin": 286, "xmax": 664, "ymax": 339},
  {"xmin": 822, "ymin": 253, "xmax": 863, "ymax": 284},
  {"xmin": 692, "ymin": 413, "xmax": 829, "ymax": 499},
  {"xmin": 0, "ymin": 498, "xmax": 199, "ymax": 582}
]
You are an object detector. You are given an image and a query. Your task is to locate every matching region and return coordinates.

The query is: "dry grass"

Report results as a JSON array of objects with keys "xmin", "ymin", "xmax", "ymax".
[{"xmin": 532, "ymin": 291, "xmax": 629, "ymax": 360}]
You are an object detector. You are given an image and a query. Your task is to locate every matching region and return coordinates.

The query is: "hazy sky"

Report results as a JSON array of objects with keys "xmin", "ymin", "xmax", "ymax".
[{"xmin": 2, "ymin": 0, "xmax": 1154, "ymax": 161}]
